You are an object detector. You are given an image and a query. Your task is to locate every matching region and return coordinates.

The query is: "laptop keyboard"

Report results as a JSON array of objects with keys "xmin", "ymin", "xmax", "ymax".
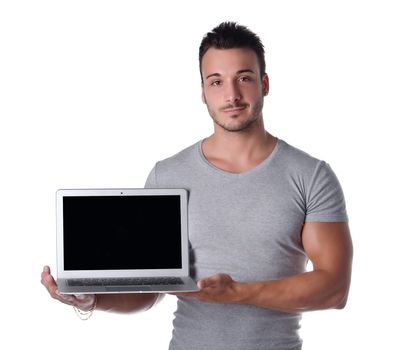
[{"xmin": 68, "ymin": 277, "xmax": 184, "ymax": 287}]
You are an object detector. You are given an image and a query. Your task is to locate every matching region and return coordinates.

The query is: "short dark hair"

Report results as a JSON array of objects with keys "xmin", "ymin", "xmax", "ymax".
[{"xmin": 199, "ymin": 22, "xmax": 266, "ymax": 82}]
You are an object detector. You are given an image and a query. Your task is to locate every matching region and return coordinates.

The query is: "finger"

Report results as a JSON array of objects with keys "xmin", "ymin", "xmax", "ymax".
[
  {"xmin": 55, "ymin": 289, "xmax": 88, "ymax": 306},
  {"xmin": 43, "ymin": 271, "xmax": 56, "ymax": 288},
  {"xmin": 169, "ymin": 292, "xmax": 200, "ymax": 298},
  {"xmin": 41, "ymin": 269, "xmax": 56, "ymax": 290},
  {"xmin": 41, "ymin": 266, "xmax": 50, "ymax": 284},
  {"xmin": 55, "ymin": 290, "xmax": 76, "ymax": 304},
  {"xmin": 72, "ymin": 293, "xmax": 97, "ymax": 310},
  {"xmin": 198, "ymin": 274, "xmax": 222, "ymax": 289},
  {"xmin": 41, "ymin": 266, "xmax": 56, "ymax": 287},
  {"xmin": 40, "ymin": 266, "xmax": 78, "ymax": 305},
  {"xmin": 168, "ymin": 292, "xmax": 186, "ymax": 297},
  {"xmin": 42, "ymin": 272, "xmax": 71, "ymax": 303},
  {"xmin": 74, "ymin": 294, "xmax": 94, "ymax": 305}
]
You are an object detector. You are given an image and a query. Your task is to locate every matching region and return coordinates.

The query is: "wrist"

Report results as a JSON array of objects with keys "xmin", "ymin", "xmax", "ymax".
[
  {"xmin": 233, "ymin": 281, "xmax": 251, "ymax": 304},
  {"xmin": 235, "ymin": 281, "xmax": 264, "ymax": 305},
  {"xmin": 74, "ymin": 295, "xmax": 97, "ymax": 320}
]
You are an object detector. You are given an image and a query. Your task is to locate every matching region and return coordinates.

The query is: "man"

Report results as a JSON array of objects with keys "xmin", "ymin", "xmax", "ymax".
[{"xmin": 41, "ymin": 22, "xmax": 353, "ymax": 349}]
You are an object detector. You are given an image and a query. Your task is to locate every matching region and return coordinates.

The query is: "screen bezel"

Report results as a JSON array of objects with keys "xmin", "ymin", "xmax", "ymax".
[{"xmin": 56, "ymin": 188, "xmax": 189, "ymax": 279}]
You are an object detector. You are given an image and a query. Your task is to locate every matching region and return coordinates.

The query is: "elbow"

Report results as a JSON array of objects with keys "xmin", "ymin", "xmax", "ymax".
[
  {"xmin": 327, "ymin": 270, "xmax": 352, "ymax": 310},
  {"xmin": 331, "ymin": 286, "xmax": 350, "ymax": 310},
  {"xmin": 334, "ymin": 293, "xmax": 349, "ymax": 310},
  {"xmin": 333, "ymin": 298, "xmax": 347, "ymax": 310}
]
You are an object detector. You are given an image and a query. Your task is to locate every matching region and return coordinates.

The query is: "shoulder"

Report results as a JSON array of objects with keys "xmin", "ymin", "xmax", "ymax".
[
  {"xmin": 144, "ymin": 141, "xmax": 200, "ymax": 188},
  {"xmin": 276, "ymin": 139, "xmax": 348, "ymax": 221},
  {"xmin": 155, "ymin": 141, "xmax": 200, "ymax": 172},
  {"xmin": 277, "ymin": 139, "xmax": 324, "ymax": 175},
  {"xmin": 148, "ymin": 140, "xmax": 202, "ymax": 187},
  {"xmin": 276, "ymin": 139, "xmax": 343, "ymax": 198}
]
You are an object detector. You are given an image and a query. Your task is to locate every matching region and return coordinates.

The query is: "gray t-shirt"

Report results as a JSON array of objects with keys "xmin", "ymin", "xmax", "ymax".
[{"xmin": 145, "ymin": 138, "xmax": 348, "ymax": 350}]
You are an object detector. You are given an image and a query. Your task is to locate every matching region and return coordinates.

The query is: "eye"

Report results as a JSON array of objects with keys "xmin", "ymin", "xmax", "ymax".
[
  {"xmin": 211, "ymin": 80, "xmax": 221, "ymax": 86},
  {"xmin": 239, "ymin": 76, "xmax": 252, "ymax": 82}
]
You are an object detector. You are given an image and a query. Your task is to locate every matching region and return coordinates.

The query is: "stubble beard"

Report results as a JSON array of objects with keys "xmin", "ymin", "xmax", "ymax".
[{"xmin": 207, "ymin": 98, "xmax": 264, "ymax": 133}]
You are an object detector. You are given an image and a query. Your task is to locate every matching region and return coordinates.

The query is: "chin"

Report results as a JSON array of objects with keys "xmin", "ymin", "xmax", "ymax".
[{"xmin": 221, "ymin": 122, "xmax": 256, "ymax": 133}]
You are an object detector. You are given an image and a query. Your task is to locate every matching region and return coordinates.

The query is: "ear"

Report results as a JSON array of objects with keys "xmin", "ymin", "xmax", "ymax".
[{"xmin": 262, "ymin": 73, "xmax": 269, "ymax": 96}]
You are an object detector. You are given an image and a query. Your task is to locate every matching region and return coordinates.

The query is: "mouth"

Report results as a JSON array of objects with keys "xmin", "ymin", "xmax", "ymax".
[{"xmin": 222, "ymin": 105, "xmax": 247, "ymax": 113}]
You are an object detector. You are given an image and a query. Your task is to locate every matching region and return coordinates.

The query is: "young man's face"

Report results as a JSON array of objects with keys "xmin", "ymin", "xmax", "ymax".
[{"xmin": 201, "ymin": 47, "xmax": 269, "ymax": 133}]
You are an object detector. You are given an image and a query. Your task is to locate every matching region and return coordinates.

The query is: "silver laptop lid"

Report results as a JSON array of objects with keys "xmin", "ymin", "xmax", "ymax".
[{"xmin": 56, "ymin": 188, "xmax": 189, "ymax": 279}]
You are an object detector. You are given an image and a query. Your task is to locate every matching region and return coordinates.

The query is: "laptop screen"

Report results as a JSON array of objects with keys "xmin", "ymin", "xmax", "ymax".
[{"xmin": 63, "ymin": 195, "xmax": 182, "ymax": 270}]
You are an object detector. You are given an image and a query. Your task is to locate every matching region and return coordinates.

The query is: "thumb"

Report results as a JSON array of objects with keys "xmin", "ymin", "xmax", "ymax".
[{"xmin": 197, "ymin": 274, "xmax": 221, "ymax": 289}]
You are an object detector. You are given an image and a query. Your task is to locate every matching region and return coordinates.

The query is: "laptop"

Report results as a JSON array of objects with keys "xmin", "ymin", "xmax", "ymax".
[{"xmin": 56, "ymin": 188, "xmax": 199, "ymax": 294}]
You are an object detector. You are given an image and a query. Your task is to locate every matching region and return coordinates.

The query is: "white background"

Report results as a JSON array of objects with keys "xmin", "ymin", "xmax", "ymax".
[{"xmin": 1, "ymin": 0, "xmax": 401, "ymax": 349}]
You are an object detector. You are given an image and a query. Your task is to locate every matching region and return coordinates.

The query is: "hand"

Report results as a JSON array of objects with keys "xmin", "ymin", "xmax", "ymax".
[
  {"xmin": 40, "ymin": 265, "xmax": 96, "ymax": 311},
  {"xmin": 172, "ymin": 273, "xmax": 243, "ymax": 304}
]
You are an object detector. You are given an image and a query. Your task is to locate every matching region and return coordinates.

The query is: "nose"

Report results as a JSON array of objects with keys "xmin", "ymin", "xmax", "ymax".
[{"xmin": 224, "ymin": 81, "xmax": 242, "ymax": 104}]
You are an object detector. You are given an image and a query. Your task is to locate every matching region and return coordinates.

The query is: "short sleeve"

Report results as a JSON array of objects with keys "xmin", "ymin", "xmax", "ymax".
[
  {"xmin": 144, "ymin": 162, "xmax": 159, "ymax": 188},
  {"xmin": 305, "ymin": 161, "xmax": 348, "ymax": 222}
]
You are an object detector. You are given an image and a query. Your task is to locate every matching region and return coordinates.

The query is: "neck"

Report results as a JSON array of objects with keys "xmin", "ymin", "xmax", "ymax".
[{"xmin": 204, "ymin": 117, "xmax": 276, "ymax": 162}]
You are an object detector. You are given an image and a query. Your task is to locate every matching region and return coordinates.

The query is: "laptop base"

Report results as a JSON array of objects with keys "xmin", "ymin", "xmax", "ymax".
[{"xmin": 57, "ymin": 276, "xmax": 199, "ymax": 294}]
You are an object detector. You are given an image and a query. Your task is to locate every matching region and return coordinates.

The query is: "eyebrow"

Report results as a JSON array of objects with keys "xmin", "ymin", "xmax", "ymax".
[{"xmin": 205, "ymin": 69, "xmax": 256, "ymax": 81}]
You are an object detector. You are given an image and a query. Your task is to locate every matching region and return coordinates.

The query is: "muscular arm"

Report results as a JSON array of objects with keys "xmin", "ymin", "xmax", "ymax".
[
  {"xmin": 176, "ymin": 222, "xmax": 353, "ymax": 313},
  {"xmin": 238, "ymin": 222, "xmax": 353, "ymax": 312}
]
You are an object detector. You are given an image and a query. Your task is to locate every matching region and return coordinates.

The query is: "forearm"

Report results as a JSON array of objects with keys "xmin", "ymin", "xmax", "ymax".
[
  {"xmin": 96, "ymin": 293, "xmax": 162, "ymax": 314},
  {"xmin": 178, "ymin": 223, "xmax": 353, "ymax": 311},
  {"xmin": 237, "ymin": 270, "xmax": 349, "ymax": 313}
]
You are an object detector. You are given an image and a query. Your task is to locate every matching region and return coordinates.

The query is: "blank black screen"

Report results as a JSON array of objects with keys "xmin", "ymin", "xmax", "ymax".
[{"xmin": 63, "ymin": 195, "xmax": 182, "ymax": 270}]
